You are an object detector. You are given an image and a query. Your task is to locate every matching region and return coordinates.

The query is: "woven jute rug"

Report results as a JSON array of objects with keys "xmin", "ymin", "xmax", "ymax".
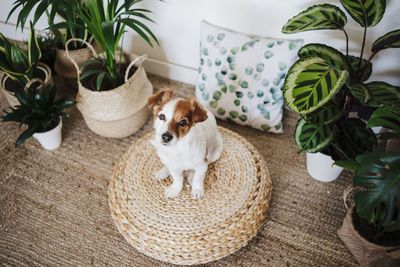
[
  {"xmin": 0, "ymin": 74, "xmax": 357, "ymax": 266},
  {"xmin": 109, "ymin": 127, "xmax": 272, "ymax": 265}
]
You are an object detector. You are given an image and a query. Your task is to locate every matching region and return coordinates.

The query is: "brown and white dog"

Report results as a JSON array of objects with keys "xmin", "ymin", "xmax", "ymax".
[{"xmin": 148, "ymin": 89, "xmax": 223, "ymax": 199}]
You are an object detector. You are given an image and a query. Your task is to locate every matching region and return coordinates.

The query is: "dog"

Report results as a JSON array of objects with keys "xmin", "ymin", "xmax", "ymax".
[{"xmin": 148, "ymin": 89, "xmax": 223, "ymax": 199}]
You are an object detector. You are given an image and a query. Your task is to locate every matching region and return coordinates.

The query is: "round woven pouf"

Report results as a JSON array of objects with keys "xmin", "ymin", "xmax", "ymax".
[{"xmin": 108, "ymin": 127, "xmax": 272, "ymax": 265}]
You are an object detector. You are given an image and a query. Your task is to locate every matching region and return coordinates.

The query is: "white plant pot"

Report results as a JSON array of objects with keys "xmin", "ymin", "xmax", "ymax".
[
  {"xmin": 33, "ymin": 118, "xmax": 62, "ymax": 150},
  {"xmin": 306, "ymin": 152, "xmax": 343, "ymax": 182}
]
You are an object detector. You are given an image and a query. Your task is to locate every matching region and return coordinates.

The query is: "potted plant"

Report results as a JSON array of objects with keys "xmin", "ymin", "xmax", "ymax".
[
  {"xmin": 64, "ymin": 0, "xmax": 158, "ymax": 138},
  {"xmin": 7, "ymin": 0, "xmax": 94, "ymax": 79},
  {"xmin": 0, "ymin": 22, "xmax": 53, "ymax": 107},
  {"xmin": 1, "ymin": 79, "xmax": 76, "ymax": 150},
  {"xmin": 336, "ymin": 105, "xmax": 400, "ymax": 266},
  {"xmin": 281, "ymin": 0, "xmax": 400, "ymax": 182}
]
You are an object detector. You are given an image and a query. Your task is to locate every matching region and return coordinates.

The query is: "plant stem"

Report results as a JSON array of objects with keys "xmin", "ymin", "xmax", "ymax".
[
  {"xmin": 357, "ymin": 25, "xmax": 368, "ymax": 77},
  {"xmin": 342, "ymin": 28, "xmax": 349, "ymax": 57}
]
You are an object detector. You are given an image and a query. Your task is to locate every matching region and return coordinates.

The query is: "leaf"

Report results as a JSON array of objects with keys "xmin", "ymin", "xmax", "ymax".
[
  {"xmin": 10, "ymin": 45, "xmax": 28, "ymax": 73},
  {"xmin": 33, "ymin": 0, "xmax": 49, "ymax": 25},
  {"xmin": 283, "ymin": 56, "xmax": 349, "ymax": 115},
  {"xmin": 347, "ymin": 55, "xmax": 372, "ymax": 82},
  {"xmin": 298, "ymin": 43, "xmax": 348, "ymax": 70},
  {"xmin": 15, "ymin": 127, "xmax": 37, "ymax": 147},
  {"xmin": 372, "ymin": 29, "xmax": 400, "ymax": 53},
  {"xmin": 79, "ymin": 69, "xmax": 103, "ymax": 81},
  {"xmin": 362, "ymin": 82, "xmax": 400, "ymax": 107},
  {"xmin": 303, "ymin": 102, "xmax": 345, "ymax": 125},
  {"xmin": 282, "ymin": 4, "xmax": 347, "ymax": 34},
  {"xmin": 339, "ymin": 0, "xmax": 386, "ymax": 27},
  {"xmin": 354, "ymin": 151, "xmax": 400, "ymax": 231},
  {"xmin": 294, "ymin": 118, "xmax": 335, "ymax": 153},
  {"xmin": 28, "ymin": 21, "xmax": 41, "ymax": 66},
  {"xmin": 367, "ymin": 106, "xmax": 400, "ymax": 133},
  {"xmin": 101, "ymin": 21, "xmax": 116, "ymax": 57},
  {"xmin": 334, "ymin": 160, "xmax": 359, "ymax": 170},
  {"xmin": 340, "ymin": 118, "xmax": 376, "ymax": 159},
  {"xmin": 96, "ymin": 72, "xmax": 106, "ymax": 90}
]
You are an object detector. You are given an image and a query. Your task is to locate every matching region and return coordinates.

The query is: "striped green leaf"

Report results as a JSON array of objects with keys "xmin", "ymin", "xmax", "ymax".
[
  {"xmin": 341, "ymin": 118, "xmax": 376, "ymax": 159},
  {"xmin": 28, "ymin": 21, "xmax": 41, "ymax": 66},
  {"xmin": 372, "ymin": 29, "xmax": 400, "ymax": 53},
  {"xmin": 283, "ymin": 56, "xmax": 349, "ymax": 115},
  {"xmin": 367, "ymin": 106, "xmax": 400, "ymax": 133},
  {"xmin": 295, "ymin": 118, "xmax": 335, "ymax": 153},
  {"xmin": 348, "ymin": 55, "xmax": 372, "ymax": 82},
  {"xmin": 367, "ymin": 82, "xmax": 400, "ymax": 107},
  {"xmin": 282, "ymin": 4, "xmax": 347, "ymax": 34},
  {"xmin": 339, "ymin": 0, "xmax": 386, "ymax": 27},
  {"xmin": 298, "ymin": 43, "xmax": 348, "ymax": 70},
  {"xmin": 349, "ymin": 84, "xmax": 371, "ymax": 104},
  {"xmin": 303, "ymin": 102, "xmax": 345, "ymax": 125}
]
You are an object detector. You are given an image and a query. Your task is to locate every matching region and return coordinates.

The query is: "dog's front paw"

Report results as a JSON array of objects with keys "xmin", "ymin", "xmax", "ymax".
[
  {"xmin": 165, "ymin": 185, "xmax": 182, "ymax": 198},
  {"xmin": 156, "ymin": 167, "xmax": 169, "ymax": 180},
  {"xmin": 191, "ymin": 186, "xmax": 204, "ymax": 199}
]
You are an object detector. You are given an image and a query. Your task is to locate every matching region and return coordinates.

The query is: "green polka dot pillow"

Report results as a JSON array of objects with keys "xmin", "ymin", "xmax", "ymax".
[{"xmin": 196, "ymin": 21, "xmax": 303, "ymax": 133}]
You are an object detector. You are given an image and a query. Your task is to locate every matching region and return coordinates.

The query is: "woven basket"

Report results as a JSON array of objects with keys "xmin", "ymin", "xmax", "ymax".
[
  {"xmin": 65, "ymin": 38, "xmax": 152, "ymax": 138},
  {"xmin": 0, "ymin": 62, "xmax": 53, "ymax": 107},
  {"xmin": 108, "ymin": 127, "xmax": 272, "ymax": 265},
  {"xmin": 338, "ymin": 187, "xmax": 400, "ymax": 266},
  {"xmin": 54, "ymin": 39, "xmax": 98, "ymax": 79}
]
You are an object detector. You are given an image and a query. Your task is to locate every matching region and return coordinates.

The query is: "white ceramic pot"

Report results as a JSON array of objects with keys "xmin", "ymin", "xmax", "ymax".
[
  {"xmin": 33, "ymin": 118, "xmax": 62, "ymax": 150},
  {"xmin": 306, "ymin": 152, "xmax": 343, "ymax": 182}
]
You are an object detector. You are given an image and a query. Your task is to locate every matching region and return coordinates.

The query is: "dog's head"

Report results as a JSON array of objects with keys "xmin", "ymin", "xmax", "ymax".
[{"xmin": 148, "ymin": 89, "xmax": 208, "ymax": 146}]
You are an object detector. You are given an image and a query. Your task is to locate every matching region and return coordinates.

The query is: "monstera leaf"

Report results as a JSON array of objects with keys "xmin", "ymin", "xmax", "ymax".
[
  {"xmin": 372, "ymin": 29, "xmax": 400, "ymax": 53},
  {"xmin": 294, "ymin": 118, "xmax": 335, "ymax": 153},
  {"xmin": 339, "ymin": 0, "xmax": 386, "ymax": 27},
  {"xmin": 354, "ymin": 151, "xmax": 400, "ymax": 232},
  {"xmin": 283, "ymin": 56, "xmax": 349, "ymax": 115},
  {"xmin": 298, "ymin": 43, "xmax": 348, "ymax": 70},
  {"xmin": 282, "ymin": 4, "xmax": 347, "ymax": 34}
]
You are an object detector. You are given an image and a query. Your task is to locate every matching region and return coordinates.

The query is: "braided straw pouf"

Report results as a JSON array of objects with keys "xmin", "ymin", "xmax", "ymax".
[{"xmin": 108, "ymin": 127, "xmax": 272, "ymax": 265}]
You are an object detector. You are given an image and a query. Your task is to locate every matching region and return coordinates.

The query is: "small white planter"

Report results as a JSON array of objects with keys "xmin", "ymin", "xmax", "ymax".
[
  {"xmin": 33, "ymin": 118, "xmax": 62, "ymax": 150},
  {"xmin": 306, "ymin": 152, "xmax": 343, "ymax": 182}
]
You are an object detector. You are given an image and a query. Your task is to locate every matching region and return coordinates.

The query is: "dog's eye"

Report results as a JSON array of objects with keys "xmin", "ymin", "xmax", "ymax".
[
  {"xmin": 158, "ymin": 114, "xmax": 165, "ymax": 121},
  {"xmin": 178, "ymin": 120, "xmax": 187, "ymax": 127}
]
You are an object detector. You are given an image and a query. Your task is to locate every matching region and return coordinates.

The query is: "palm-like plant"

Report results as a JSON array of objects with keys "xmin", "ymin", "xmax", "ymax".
[
  {"xmin": 1, "ymin": 80, "xmax": 76, "ymax": 146},
  {"xmin": 281, "ymin": 0, "xmax": 400, "ymax": 161},
  {"xmin": 7, "ymin": 0, "xmax": 89, "ymax": 50},
  {"xmin": 78, "ymin": 0, "xmax": 159, "ymax": 90},
  {"xmin": 0, "ymin": 22, "xmax": 41, "ymax": 84}
]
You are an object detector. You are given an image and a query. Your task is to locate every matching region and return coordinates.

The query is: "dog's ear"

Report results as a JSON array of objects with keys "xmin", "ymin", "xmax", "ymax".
[
  {"xmin": 188, "ymin": 95, "xmax": 208, "ymax": 123},
  {"xmin": 148, "ymin": 89, "xmax": 173, "ymax": 113}
]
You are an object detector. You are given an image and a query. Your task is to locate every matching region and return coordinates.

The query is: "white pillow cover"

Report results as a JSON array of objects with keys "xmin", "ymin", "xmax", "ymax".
[{"xmin": 196, "ymin": 21, "xmax": 303, "ymax": 133}]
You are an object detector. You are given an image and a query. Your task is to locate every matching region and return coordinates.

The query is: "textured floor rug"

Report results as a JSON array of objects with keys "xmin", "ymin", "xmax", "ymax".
[{"xmin": 0, "ymin": 74, "xmax": 357, "ymax": 266}]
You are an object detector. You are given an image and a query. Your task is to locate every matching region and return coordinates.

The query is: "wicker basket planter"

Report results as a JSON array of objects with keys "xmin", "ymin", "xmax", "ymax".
[
  {"xmin": 54, "ymin": 40, "xmax": 99, "ymax": 79},
  {"xmin": 0, "ymin": 62, "xmax": 53, "ymax": 107},
  {"xmin": 338, "ymin": 204, "xmax": 400, "ymax": 266},
  {"xmin": 66, "ymin": 38, "xmax": 152, "ymax": 138}
]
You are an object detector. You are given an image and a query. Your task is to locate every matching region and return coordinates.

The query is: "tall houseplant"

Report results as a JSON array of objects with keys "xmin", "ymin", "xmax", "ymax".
[
  {"xmin": 0, "ymin": 22, "xmax": 53, "ymax": 107},
  {"xmin": 66, "ymin": 0, "xmax": 158, "ymax": 138},
  {"xmin": 281, "ymin": 1, "xmax": 400, "ymax": 180}
]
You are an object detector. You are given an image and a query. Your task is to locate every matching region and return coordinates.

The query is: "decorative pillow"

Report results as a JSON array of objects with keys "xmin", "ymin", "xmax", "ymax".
[{"xmin": 196, "ymin": 21, "xmax": 303, "ymax": 133}]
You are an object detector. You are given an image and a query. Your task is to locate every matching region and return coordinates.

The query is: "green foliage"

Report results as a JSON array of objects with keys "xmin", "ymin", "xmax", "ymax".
[
  {"xmin": 7, "ymin": 0, "xmax": 88, "ymax": 50},
  {"xmin": 282, "ymin": 4, "xmax": 347, "ymax": 33},
  {"xmin": 1, "ymin": 83, "xmax": 75, "ymax": 146},
  {"xmin": 283, "ymin": 0, "xmax": 400, "ymax": 233},
  {"xmin": 353, "ymin": 151, "xmax": 400, "ymax": 232},
  {"xmin": 78, "ymin": 0, "xmax": 159, "ymax": 90},
  {"xmin": 32, "ymin": 32, "xmax": 56, "ymax": 68},
  {"xmin": 0, "ymin": 22, "xmax": 41, "ymax": 84}
]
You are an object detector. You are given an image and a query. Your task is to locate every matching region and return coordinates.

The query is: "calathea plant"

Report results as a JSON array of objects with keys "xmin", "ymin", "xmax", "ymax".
[
  {"xmin": 7, "ymin": 0, "xmax": 89, "ymax": 50},
  {"xmin": 0, "ymin": 22, "xmax": 41, "ymax": 84},
  {"xmin": 1, "ymin": 81, "xmax": 76, "ymax": 146},
  {"xmin": 78, "ymin": 0, "xmax": 159, "ymax": 90},
  {"xmin": 281, "ymin": 0, "xmax": 400, "ymax": 161}
]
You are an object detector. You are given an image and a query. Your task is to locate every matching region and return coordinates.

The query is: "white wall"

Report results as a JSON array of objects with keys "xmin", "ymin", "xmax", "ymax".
[{"xmin": 1, "ymin": 0, "xmax": 400, "ymax": 86}]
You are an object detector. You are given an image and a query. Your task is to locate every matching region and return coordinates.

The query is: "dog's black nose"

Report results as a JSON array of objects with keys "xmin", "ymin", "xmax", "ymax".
[{"xmin": 162, "ymin": 132, "xmax": 173, "ymax": 143}]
